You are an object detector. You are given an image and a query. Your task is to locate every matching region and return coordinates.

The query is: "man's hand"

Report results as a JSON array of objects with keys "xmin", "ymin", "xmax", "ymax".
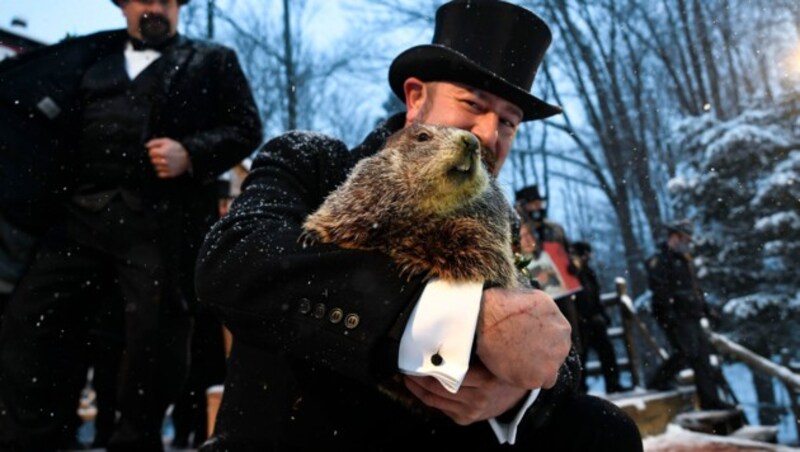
[
  {"xmin": 403, "ymin": 361, "xmax": 528, "ymax": 425},
  {"xmin": 147, "ymin": 137, "xmax": 192, "ymax": 178},
  {"xmin": 476, "ymin": 287, "xmax": 571, "ymax": 389}
]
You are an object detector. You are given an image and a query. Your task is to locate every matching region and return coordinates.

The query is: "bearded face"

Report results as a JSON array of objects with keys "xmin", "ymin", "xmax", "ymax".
[
  {"xmin": 139, "ymin": 12, "xmax": 172, "ymax": 44},
  {"xmin": 120, "ymin": 0, "xmax": 180, "ymax": 44}
]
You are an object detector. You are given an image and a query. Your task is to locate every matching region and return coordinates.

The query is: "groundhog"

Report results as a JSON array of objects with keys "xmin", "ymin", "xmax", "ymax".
[{"xmin": 302, "ymin": 124, "xmax": 520, "ymax": 288}]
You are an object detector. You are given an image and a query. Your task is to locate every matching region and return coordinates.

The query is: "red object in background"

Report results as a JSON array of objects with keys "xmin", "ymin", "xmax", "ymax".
[{"xmin": 525, "ymin": 241, "xmax": 582, "ymax": 299}]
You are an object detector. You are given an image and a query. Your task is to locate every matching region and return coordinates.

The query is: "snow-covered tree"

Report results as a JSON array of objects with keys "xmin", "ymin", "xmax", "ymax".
[{"xmin": 669, "ymin": 89, "xmax": 800, "ymax": 353}]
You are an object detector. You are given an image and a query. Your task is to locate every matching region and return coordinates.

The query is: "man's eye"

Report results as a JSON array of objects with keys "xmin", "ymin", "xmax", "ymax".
[
  {"xmin": 416, "ymin": 132, "xmax": 432, "ymax": 142},
  {"xmin": 501, "ymin": 118, "xmax": 518, "ymax": 130}
]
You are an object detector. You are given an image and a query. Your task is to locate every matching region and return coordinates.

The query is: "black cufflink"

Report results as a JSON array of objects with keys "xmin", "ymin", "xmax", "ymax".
[{"xmin": 430, "ymin": 353, "xmax": 443, "ymax": 366}]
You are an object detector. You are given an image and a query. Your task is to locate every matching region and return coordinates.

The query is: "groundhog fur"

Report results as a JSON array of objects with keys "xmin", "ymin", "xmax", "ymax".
[{"xmin": 302, "ymin": 124, "xmax": 521, "ymax": 288}]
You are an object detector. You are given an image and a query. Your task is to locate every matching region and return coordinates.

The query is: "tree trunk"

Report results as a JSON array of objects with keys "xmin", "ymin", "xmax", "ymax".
[{"xmin": 282, "ymin": 0, "xmax": 297, "ymax": 130}]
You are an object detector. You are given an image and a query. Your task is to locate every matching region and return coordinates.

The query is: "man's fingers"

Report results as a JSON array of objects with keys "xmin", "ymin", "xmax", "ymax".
[{"xmin": 403, "ymin": 375, "xmax": 453, "ymax": 399}]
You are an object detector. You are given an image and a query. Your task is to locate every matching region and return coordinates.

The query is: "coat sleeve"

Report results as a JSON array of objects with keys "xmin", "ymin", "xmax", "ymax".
[
  {"xmin": 510, "ymin": 345, "xmax": 581, "ymax": 428},
  {"xmin": 180, "ymin": 47, "xmax": 263, "ymax": 180},
  {"xmin": 195, "ymin": 131, "xmax": 424, "ymax": 385}
]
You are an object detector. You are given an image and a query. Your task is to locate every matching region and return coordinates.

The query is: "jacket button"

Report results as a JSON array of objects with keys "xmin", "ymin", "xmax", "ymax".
[
  {"xmin": 298, "ymin": 298, "xmax": 312, "ymax": 315},
  {"xmin": 329, "ymin": 308, "xmax": 344, "ymax": 324},
  {"xmin": 313, "ymin": 303, "xmax": 326, "ymax": 319},
  {"xmin": 344, "ymin": 313, "xmax": 360, "ymax": 329}
]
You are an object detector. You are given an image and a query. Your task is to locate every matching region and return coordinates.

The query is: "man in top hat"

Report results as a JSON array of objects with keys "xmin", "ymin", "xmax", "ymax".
[
  {"xmin": 646, "ymin": 220, "xmax": 734, "ymax": 410},
  {"xmin": 0, "ymin": 0, "xmax": 262, "ymax": 449},
  {"xmin": 195, "ymin": 1, "xmax": 642, "ymax": 450}
]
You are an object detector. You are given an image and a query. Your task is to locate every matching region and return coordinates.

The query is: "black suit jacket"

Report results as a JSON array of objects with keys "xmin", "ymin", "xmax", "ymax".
[
  {"xmin": 0, "ymin": 29, "xmax": 262, "ymax": 301},
  {"xmin": 195, "ymin": 115, "xmax": 579, "ymax": 451},
  {"xmin": 0, "ymin": 29, "xmax": 262, "ymax": 232}
]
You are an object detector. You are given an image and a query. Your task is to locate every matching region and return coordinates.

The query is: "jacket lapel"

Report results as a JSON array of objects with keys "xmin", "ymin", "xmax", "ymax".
[{"xmin": 144, "ymin": 36, "xmax": 195, "ymax": 139}]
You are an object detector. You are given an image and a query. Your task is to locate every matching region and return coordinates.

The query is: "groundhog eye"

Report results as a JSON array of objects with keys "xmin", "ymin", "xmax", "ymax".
[{"xmin": 416, "ymin": 132, "xmax": 432, "ymax": 142}]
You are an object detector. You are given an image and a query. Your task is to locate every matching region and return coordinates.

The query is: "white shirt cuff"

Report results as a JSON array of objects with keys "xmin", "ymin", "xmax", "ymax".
[
  {"xmin": 488, "ymin": 388, "xmax": 541, "ymax": 444},
  {"xmin": 397, "ymin": 278, "xmax": 483, "ymax": 393}
]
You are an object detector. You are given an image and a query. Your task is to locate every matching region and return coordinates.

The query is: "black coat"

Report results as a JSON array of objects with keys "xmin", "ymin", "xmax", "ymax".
[
  {"xmin": 646, "ymin": 243, "xmax": 707, "ymax": 325},
  {"xmin": 195, "ymin": 114, "xmax": 580, "ymax": 451},
  {"xmin": 0, "ymin": 29, "xmax": 262, "ymax": 296},
  {"xmin": 0, "ymin": 29, "xmax": 262, "ymax": 230}
]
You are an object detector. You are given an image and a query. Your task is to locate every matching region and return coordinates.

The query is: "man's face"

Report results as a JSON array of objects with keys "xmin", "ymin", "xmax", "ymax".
[
  {"xmin": 404, "ymin": 79, "xmax": 523, "ymax": 176},
  {"xmin": 668, "ymin": 232, "xmax": 692, "ymax": 254},
  {"xmin": 523, "ymin": 199, "xmax": 545, "ymax": 213},
  {"xmin": 120, "ymin": 0, "xmax": 180, "ymax": 43},
  {"xmin": 521, "ymin": 199, "xmax": 546, "ymax": 222}
]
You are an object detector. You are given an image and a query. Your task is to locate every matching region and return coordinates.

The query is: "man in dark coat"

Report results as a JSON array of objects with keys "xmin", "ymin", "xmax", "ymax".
[
  {"xmin": 569, "ymin": 241, "xmax": 627, "ymax": 394},
  {"xmin": 195, "ymin": 1, "xmax": 642, "ymax": 451},
  {"xmin": 646, "ymin": 220, "xmax": 733, "ymax": 410},
  {"xmin": 0, "ymin": 0, "xmax": 262, "ymax": 450}
]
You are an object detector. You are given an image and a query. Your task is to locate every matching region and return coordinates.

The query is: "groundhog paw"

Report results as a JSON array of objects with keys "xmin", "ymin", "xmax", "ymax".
[{"xmin": 298, "ymin": 229, "xmax": 322, "ymax": 248}]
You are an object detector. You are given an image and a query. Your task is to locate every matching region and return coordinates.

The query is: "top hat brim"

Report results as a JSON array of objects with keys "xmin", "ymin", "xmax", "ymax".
[{"xmin": 389, "ymin": 44, "xmax": 562, "ymax": 121}]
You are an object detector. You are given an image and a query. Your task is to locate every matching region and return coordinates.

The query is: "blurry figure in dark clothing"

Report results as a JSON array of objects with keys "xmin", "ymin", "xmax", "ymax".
[
  {"xmin": 169, "ymin": 179, "xmax": 233, "ymax": 449},
  {"xmin": 88, "ymin": 295, "xmax": 126, "ymax": 449},
  {"xmin": 0, "ymin": 0, "xmax": 262, "ymax": 449},
  {"xmin": 569, "ymin": 241, "xmax": 626, "ymax": 394},
  {"xmin": 0, "ymin": 214, "xmax": 37, "ymax": 324},
  {"xmin": 646, "ymin": 220, "xmax": 733, "ymax": 410},
  {"xmin": 169, "ymin": 303, "xmax": 227, "ymax": 449}
]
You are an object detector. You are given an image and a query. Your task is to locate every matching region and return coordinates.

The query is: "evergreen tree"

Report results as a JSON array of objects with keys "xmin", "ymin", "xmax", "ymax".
[{"xmin": 669, "ymin": 89, "xmax": 800, "ymax": 353}]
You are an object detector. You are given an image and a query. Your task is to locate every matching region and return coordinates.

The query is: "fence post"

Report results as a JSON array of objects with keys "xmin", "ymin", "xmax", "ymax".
[
  {"xmin": 615, "ymin": 277, "xmax": 641, "ymax": 388},
  {"xmin": 780, "ymin": 349, "xmax": 800, "ymax": 442}
]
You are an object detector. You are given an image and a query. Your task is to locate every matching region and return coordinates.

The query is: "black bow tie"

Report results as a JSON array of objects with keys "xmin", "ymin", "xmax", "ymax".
[{"xmin": 129, "ymin": 35, "xmax": 176, "ymax": 52}]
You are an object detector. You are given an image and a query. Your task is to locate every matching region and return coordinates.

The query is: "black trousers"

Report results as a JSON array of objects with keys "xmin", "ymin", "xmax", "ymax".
[
  {"xmin": 0, "ymin": 198, "xmax": 192, "ymax": 451},
  {"xmin": 171, "ymin": 306, "xmax": 226, "ymax": 448},
  {"xmin": 578, "ymin": 315, "xmax": 623, "ymax": 393},
  {"xmin": 649, "ymin": 316, "xmax": 728, "ymax": 409}
]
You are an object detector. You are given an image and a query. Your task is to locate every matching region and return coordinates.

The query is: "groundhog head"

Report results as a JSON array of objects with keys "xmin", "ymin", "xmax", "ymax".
[
  {"xmin": 303, "ymin": 124, "xmax": 494, "ymax": 247},
  {"xmin": 382, "ymin": 124, "xmax": 490, "ymax": 216},
  {"xmin": 303, "ymin": 124, "xmax": 519, "ymax": 286}
]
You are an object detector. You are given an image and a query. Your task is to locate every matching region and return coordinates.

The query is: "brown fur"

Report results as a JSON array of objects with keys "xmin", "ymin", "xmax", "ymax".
[{"xmin": 302, "ymin": 124, "xmax": 520, "ymax": 288}]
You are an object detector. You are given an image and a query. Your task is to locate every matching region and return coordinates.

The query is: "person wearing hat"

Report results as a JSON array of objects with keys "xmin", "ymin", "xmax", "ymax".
[
  {"xmin": 569, "ymin": 241, "xmax": 628, "ymax": 394},
  {"xmin": 513, "ymin": 184, "xmax": 582, "ymax": 349},
  {"xmin": 194, "ymin": 1, "xmax": 642, "ymax": 450},
  {"xmin": 514, "ymin": 184, "xmax": 568, "ymax": 253},
  {"xmin": 0, "ymin": 0, "xmax": 262, "ymax": 449},
  {"xmin": 646, "ymin": 220, "xmax": 734, "ymax": 410}
]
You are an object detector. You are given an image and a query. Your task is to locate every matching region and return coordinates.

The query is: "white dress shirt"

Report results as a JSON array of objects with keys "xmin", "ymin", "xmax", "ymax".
[{"xmin": 124, "ymin": 42, "xmax": 161, "ymax": 79}]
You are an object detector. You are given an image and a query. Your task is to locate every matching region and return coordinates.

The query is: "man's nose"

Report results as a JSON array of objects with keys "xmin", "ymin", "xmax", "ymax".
[
  {"xmin": 143, "ymin": 1, "xmax": 165, "ymax": 12},
  {"xmin": 470, "ymin": 115, "xmax": 499, "ymax": 154}
]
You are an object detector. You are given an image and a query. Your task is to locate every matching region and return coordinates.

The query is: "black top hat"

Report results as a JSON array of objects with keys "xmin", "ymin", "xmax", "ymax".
[
  {"xmin": 389, "ymin": 0, "xmax": 561, "ymax": 121},
  {"xmin": 515, "ymin": 184, "xmax": 545, "ymax": 202},
  {"xmin": 665, "ymin": 219, "xmax": 693, "ymax": 238},
  {"xmin": 111, "ymin": 0, "xmax": 189, "ymax": 6}
]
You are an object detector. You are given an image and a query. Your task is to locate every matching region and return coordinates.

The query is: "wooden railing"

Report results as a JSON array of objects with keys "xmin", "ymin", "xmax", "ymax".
[
  {"xmin": 596, "ymin": 277, "xmax": 669, "ymax": 388},
  {"xmin": 708, "ymin": 331, "xmax": 800, "ymax": 440}
]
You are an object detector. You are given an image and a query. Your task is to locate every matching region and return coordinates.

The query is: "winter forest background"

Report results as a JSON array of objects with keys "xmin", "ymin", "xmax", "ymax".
[{"xmin": 19, "ymin": 0, "xmax": 795, "ymax": 443}]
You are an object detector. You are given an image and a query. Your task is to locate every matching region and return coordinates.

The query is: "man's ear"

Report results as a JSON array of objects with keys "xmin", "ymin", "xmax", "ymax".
[{"xmin": 403, "ymin": 77, "xmax": 426, "ymax": 125}]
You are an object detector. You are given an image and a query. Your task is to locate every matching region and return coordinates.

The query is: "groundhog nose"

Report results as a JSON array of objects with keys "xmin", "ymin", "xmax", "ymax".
[{"xmin": 460, "ymin": 133, "xmax": 480, "ymax": 154}]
